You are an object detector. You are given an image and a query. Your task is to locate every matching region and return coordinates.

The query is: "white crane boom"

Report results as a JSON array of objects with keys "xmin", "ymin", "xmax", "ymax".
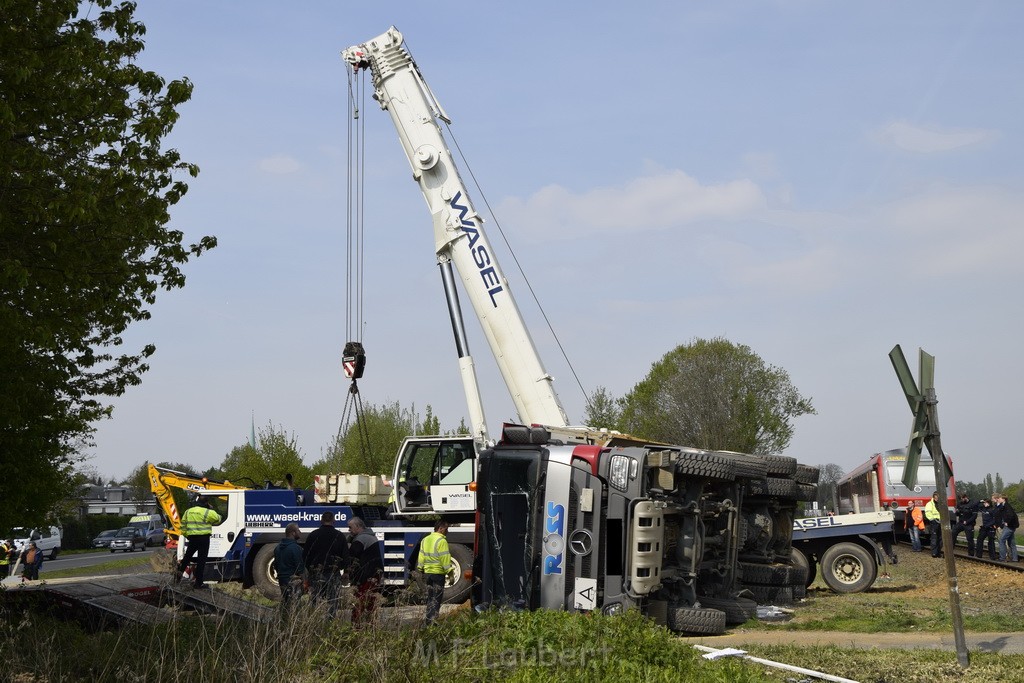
[{"xmin": 343, "ymin": 27, "xmax": 570, "ymax": 438}]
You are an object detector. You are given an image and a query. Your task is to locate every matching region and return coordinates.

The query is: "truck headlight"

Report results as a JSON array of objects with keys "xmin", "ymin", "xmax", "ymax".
[{"xmin": 610, "ymin": 456, "xmax": 629, "ymax": 491}]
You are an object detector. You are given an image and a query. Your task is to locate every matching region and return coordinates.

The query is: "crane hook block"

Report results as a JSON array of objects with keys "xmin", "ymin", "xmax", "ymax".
[{"xmin": 342, "ymin": 341, "xmax": 367, "ymax": 379}]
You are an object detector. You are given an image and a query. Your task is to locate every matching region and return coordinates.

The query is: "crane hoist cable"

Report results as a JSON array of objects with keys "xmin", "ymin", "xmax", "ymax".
[
  {"xmin": 338, "ymin": 66, "xmax": 370, "ymax": 468},
  {"xmin": 442, "ymin": 122, "xmax": 595, "ymax": 416}
]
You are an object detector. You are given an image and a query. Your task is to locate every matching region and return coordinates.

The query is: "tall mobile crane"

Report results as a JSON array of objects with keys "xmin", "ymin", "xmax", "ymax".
[
  {"xmin": 342, "ymin": 29, "xmax": 846, "ymax": 633},
  {"xmin": 343, "ymin": 27, "xmax": 628, "ymax": 522}
]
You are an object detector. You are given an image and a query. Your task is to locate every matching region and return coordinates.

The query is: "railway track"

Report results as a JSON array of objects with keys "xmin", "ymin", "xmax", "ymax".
[{"xmin": 895, "ymin": 539, "xmax": 1024, "ymax": 573}]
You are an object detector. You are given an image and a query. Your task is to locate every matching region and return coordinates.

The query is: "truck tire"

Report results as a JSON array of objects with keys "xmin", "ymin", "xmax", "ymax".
[
  {"xmin": 794, "ymin": 464, "xmax": 820, "ymax": 484},
  {"xmin": 49, "ymin": 547, "xmax": 60, "ymax": 560},
  {"xmin": 819, "ymin": 542, "xmax": 876, "ymax": 594},
  {"xmin": 697, "ymin": 596, "xmax": 757, "ymax": 625},
  {"xmin": 721, "ymin": 454, "xmax": 769, "ymax": 480},
  {"xmin": 790, "ymin": 547, "xmax": 813, "ymax": 587},
  {"xmin": 442, "ymin": 543, "xmax": 473, "ymax": 604},
  {"xmin": 755, "ymin": 454, "xmax": 797, "ymax": 477},
  {"xmin": 676, "ymin": 452, "xmax": 735, "ymax": 483},
  {"xmin": 742, "ymin": 583, "xmax": 794, "ymax": 606},
  {"xmin": 796, "ymin": 483, "xmax": 818, "ymax": 501},
  {"xmin": 739, "ymin": 561, "xmax": 794, "ymax": 585},
  {"xmin": 747, "ymin": 476, "xmax": 798, "ymax": 499},
  {"xmin": 666, "ymin": 605, "xmax": 727, "ymax": 635},
  {"xmin": 253, "ymin": 543, "xmax": 282, "ymax": 601}
]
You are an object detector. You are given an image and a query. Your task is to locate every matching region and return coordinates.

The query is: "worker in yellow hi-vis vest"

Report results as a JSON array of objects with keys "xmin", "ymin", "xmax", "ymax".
[
  {"xmin": 417, "ymin": 520, "xmax": 451, "ymax": 625},
  {"xmin": 175, "ymin": 497, "xmax": 222, "ymax": 589}
]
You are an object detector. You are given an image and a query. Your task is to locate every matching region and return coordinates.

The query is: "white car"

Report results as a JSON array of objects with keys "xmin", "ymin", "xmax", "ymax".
[{"xmin": 12, "ymin": 526, "xmax": 62, "ymax": 560}]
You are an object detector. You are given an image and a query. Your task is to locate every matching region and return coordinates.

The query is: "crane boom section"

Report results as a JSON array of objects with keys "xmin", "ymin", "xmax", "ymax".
[{"xmin": 343, "ymin": 27, "xmax": 569, "ymax": 429}]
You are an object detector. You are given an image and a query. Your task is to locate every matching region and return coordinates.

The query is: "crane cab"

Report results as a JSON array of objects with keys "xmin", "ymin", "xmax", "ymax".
[{"xmin": 390, "ymin": 436, "xmax": 477, "ymax": 521}]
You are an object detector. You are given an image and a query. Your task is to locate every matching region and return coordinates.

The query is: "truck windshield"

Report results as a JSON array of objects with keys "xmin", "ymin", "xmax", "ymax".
[{"xmin": 479, "ymin": 449, "xmax": 543, "ymax": 609}]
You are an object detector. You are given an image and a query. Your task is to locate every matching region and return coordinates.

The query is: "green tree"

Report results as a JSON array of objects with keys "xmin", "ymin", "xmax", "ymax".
[
  {"xmin": 313, "ymin": 401, "xmax": 439, "ymax": 475},
  {"xmin": 421, "ymin": 405, "xmax": 440, "ymax": 436},
  {"xmin": 218, "ymin": 423, "xmax": 312, "ymax": 489},
  {"xmin": 618, "ymin": 337, "xmax": 815, "ymax": 454},
  {"xmin": 584, "ymin": 386, "xmax": 622, "ymax": 429},
  {"xmin": 816, "ymin": 463, "xmax": 844, "ymax": 513},
  {"xmin": 0, "ymin": 1, "xmax": 215, "ymax": 532}
]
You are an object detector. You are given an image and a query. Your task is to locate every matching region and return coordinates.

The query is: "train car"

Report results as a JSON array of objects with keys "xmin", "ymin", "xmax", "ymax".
[{"xmin": 836, "ymin": 448, "xmax": 955, "ymax": 527}]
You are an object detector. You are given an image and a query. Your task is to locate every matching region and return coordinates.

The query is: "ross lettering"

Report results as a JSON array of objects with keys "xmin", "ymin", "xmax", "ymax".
[{"xmin": 543, "ymin": 501, "xmax": 565, "ymax": 575}]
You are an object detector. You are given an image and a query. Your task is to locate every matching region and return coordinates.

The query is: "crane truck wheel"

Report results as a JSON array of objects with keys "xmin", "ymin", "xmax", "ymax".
[
  {"xmin": 253, "ymin": 543, "xmax": 282, "ymax": 601},
  {"xmin": 819, "ymin": 542, "xmax": 876, "ymax": 593},
  {"xmin": 442, "ymin": 543, "xmax": 473, "ymax": 604}
]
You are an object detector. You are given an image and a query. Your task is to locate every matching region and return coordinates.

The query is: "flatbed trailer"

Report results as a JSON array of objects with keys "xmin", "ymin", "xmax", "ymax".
[{"xmin": 791, "ymin": 511, "xmax": 896, "ymax": 593}]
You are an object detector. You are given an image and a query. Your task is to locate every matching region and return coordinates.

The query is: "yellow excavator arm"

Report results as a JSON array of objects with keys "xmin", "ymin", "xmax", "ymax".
[{"xmin": 147, "ymin": 464, "xmax": 247, "ymax": 545}]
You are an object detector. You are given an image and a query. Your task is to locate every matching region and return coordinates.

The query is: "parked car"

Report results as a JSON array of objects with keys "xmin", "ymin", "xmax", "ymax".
[
  {"xmin": 127, "ymin": 514, "xmax": 166, "ymax": 546},
  {"xmin": 108, "ymin": 527, "xmax": 146, "ymax": 553},
  {"xmin": 92, "ymin": 529, "xmax": 119, "ymax": 549}
]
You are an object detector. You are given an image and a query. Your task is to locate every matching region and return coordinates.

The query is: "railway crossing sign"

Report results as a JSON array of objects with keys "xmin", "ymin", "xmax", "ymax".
[
  {"xmin": 889, "ymin": 345, "xmax": 935, "ymax": 489},
  {"xmin": 889, "ymin": 344, "xmax": 968, "ymax": 667}
]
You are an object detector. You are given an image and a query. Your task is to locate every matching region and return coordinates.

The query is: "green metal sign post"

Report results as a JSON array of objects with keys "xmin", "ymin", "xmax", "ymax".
[{"xmin": 889, "ymin": 345, "xmax": 968, "ymax": 668}]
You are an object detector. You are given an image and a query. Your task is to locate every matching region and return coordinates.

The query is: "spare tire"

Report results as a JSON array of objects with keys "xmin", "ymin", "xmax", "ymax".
[
  {"xmin": 666, "ymin": 605, "xmax": 727, "ymax": 635},
  {"xmin": 697, "ymin": 596, "xmax": 757, "ymax": 625}
]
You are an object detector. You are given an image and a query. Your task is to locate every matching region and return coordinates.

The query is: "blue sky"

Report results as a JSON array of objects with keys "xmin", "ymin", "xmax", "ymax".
[{"xmin": 88, "ymin": 2, "xmax": 1022, "ymax": 487}]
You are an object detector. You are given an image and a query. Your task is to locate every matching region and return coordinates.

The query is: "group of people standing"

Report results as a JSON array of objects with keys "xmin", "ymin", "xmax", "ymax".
[
  {"xmin": 903, "ymin": 492, "xmax": 1020, "ymax": 562},
  {"xmin": 272, "ymin": 514, "xmax": 452, "ymax": 626},
  {"xmin": 0, "ymin": 538, "xmax": 44, "ymax": 581},
  {"xmin": 272, "ymin": 512, "xmax": 384, "ymax": 623},
  {"xmin": 174, "ymin": 496, "xmax": 453, "ymax": 626}
]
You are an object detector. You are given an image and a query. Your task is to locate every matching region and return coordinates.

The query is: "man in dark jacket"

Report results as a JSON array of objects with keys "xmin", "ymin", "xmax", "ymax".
[
  {"xmin": 952, "ymin": 494, "xmax": 979, "ymax": 556},
  {"xmin": 993, "ymin": 493, "xmax": 1020, "ymax": 562},
  {"xmin": 274, "ymin": 523, "xmax": 305, "ymax": 605},
  {"xmin": 303, "ymin": 511, "xmax": 349, "ymax": 617},
  {"xmin": 347, "ymin": 517, "xmax": 383, "ymax": 625},
  {"xmin": 975, "ymin": 499, "xmax": 998, "ymax": 559}
]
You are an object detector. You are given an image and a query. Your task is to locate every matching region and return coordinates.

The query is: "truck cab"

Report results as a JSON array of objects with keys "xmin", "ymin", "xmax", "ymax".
[{"xmin": 473, "ymin": 426, "xmax": 743, "ymax": 635}]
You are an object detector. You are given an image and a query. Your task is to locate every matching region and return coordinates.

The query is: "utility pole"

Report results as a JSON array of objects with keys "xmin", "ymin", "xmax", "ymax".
[{"xmin": 889, "ymin": 345, "xmax": 969, "ymax": 668}]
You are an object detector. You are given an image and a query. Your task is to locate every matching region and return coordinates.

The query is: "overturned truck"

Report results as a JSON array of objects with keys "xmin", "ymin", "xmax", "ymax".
[{"xmin": 472, "ymin": 425, "xmax": 819, "ymax": 635}]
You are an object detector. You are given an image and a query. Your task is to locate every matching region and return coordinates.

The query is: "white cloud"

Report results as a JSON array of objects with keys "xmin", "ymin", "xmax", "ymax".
[
  {"xmin": 258, "ymin": 155, "xmax": 302, "ymax": 174},
  {"xmin": 498, "ymin": 169, "xmax": 765, "ymax": 239},
  {"xmin": 872, "ymin": 121, "xmax": 998, "ymax": 153},
  {"xmin": 869, "ymin": 186, "xmax": 1024, "ymax": 277}
]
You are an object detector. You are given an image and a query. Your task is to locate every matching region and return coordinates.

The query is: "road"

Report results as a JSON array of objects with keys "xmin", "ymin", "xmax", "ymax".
[{"xmin": 38, "ymin": 547, "xmax": 155, "ymax": 576}]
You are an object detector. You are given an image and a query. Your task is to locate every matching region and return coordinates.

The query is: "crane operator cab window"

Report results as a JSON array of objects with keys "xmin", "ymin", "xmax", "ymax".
[{"xmin": 398, "ymin": 439, "xmax": 475, "ymax": 510}]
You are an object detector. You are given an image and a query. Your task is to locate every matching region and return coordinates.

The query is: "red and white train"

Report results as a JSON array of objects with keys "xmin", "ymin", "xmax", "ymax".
[{"xmin": 836, "ymin": 448, "xmax": 956, "ymax": 526}]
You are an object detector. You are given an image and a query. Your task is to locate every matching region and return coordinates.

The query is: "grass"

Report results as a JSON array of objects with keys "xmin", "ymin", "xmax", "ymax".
[
  {"xmin": 2, "ymin": 586, "xmax": 1022, "ymax": 682},
  {"xmin": 0, "ymin": 605, "xmax": 773, "ymax": 683}
]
